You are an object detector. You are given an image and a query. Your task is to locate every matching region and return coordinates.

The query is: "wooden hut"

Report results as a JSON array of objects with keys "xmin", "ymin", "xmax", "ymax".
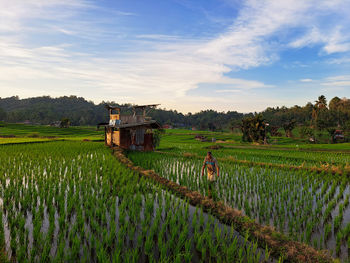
[{"xmin": 99, "ymin": 104, "xmax": 161, "ymax": 151}]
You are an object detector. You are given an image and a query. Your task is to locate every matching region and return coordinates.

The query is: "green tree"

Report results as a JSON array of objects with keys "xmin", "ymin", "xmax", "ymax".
[
  {"xmin": 267, "ymin": 126, "xmax": 281, "ymax": 137},
  {"xmin": 0, "ymin": 107, "xmax": 6, "ymax": 121},
  {"xmin": 329, "ymin": 96, "xmax": 341, "ymax": 111},
  {"xmin": 315, "ymin": 95, "xmax": 327, "ymax": 109},
  {"xmin": 327, "ymin": 128, "xmax": 337, "ymax": 143},
  {"xmin": 316, "ymin": 110, "xmax": 336, "ymax": 131},
  {"xmin": 343, "ymin": 121, "xmax": 350, "ymax": 132},
  {"xmin": 329, "ymin": 96, "xmax": 345, "ymax": 127},
  {"xmin": 229, "ymin": 119, "xmax": 241, "ymax": 132},
  {"xmin": 241, "ymin": 115, "xmax": 266, "ymax": 144},
  {"xmin": 60, "ymin": 118, "xmax": 70, "ymax": 128},
  {"xmin": 300, "ymin": 126, "xmax": 314, "ymax": 139},
  {"xmin": 282, "ymin": 120, "xmax": 296, "ymax": 138},
  {"xmin": 208, "ymin": 122, "xmax": 216, "ymax": 131},
  {"xmin": 312, "ymin": 95, "xmax": 328, "ymax": 128}
]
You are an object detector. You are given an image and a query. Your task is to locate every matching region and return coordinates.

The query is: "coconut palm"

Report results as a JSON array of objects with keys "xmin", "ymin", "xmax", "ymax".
[{"xmin": 312, "ymin": 95, "xmax": 328, "ymax": 128}]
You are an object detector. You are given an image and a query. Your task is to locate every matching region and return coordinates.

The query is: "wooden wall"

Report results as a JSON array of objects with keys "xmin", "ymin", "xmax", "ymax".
[{"xmin": 105, "ymin": 127, "xmax": 154, "ymax": 151}]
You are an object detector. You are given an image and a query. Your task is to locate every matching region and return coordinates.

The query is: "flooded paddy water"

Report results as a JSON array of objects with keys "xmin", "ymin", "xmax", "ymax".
[
  {"xmin": 129, "ymin": 151, "xmax": 350, "ymax": 262},
  {"xmin": 0, "ymin": 141, "xmax": 274, "ymax": 262}
]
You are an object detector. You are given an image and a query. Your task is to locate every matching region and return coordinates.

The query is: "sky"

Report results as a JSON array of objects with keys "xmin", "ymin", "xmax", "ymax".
[{"xmin": 1, "ymin": 0, "xmax": 350, "ymax": 113}]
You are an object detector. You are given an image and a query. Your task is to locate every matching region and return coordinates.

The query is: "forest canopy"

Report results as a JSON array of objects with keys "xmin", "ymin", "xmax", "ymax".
[{"xmin": 0, "ymin": 95, "xmax": 349, "ymax": 131}]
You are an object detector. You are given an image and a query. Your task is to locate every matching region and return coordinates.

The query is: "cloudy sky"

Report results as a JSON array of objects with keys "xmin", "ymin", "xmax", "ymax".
[{"xmin": 1, "ymin": 0, "xmax": 350, "ymax": 113}]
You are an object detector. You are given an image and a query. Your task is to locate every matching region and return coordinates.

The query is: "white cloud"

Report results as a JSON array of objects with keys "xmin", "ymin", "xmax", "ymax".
[
  {"xmin": 327, "ymin": 57, "xmax": 350, "ymax": 64},
  {"xmin": 198, "ymin": 0, "xmax": 317, "ymax": 68},
  {"xmin": 300, "ymin": 79, "xmax": 313, "ymax": 82},
  {"xmin": 1, "ymin": 0, "xmax": 350, "ymax": 112},
  {"xmin": 321, "ymin": 75, "xmax": 350, "ymax": 87},
  {"xmin": 294, "ymin": 75, "xmax": 350, "ymax": 95},
  {"xmin": 296, "ymin": 75, "xmax": 350, "ymax": 88},
  {"xmin": 215, "ymin": 89, "xmax": 241, "ymax": 93},
  {"xmin": 0, "ymin": 0, "xmax": 92, "ymax": 31},
  {"xmin": 287, "ymin": 2, "xmax": 350, "ymax": 54}
]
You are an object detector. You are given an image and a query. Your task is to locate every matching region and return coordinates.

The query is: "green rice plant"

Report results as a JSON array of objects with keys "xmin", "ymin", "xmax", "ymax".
[
  {"xmin": 96, "ymin": 244, "xmax": 108, "ymax": 262},
  {"xmin": 128, "ymin": 149, "xmax": 350, "ymax": 259},
  {"xmin": 0, "ymin": 141, "xmax": 274, "ymax": 262},
  {"xmin": 159, "ymin": 237, "xmax": 168, "ymax": 261},
  {"xmin": 10, "ymin": 231, "xmax": 17, "ymax": 257},
  {"xmin": 112, "ymin": 246, "xmax": 122, "ymax": 263},
  {"xmin": 40, "ymin": 239, "xmax": 51, "ymax": 262},
  {"xmin": 336, "ymin": 231, "xmax": 342, "ymax": 255},
  {"xmin": 324, "ymin": 223, "xmax": 332, "ymax": 240},
  {"xmin": 144, "ymin": 232, "xmax": 153, "ymax": 257},
  {"xmin": 334, "ymin": 213, "xmax": 343, "ymax": 232},
  {"xmin": 55, "ymin": 237, "xmax": 65, "ymax": 262}
]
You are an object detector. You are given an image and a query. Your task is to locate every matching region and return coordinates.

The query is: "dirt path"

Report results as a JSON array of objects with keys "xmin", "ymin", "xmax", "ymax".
[{"xmin": 112, "ymin": 147, "xmax": 335, "ymax": 263}]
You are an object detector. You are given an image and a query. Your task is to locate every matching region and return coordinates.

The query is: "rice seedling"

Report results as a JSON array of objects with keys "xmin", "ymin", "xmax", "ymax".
[
  {"xmin": 0, "ymin": 141, "xmax": 269, "ymax": 262},
  {"xmin": 128, "ymin": 149, "xmax": 350, "ymax": 260}
]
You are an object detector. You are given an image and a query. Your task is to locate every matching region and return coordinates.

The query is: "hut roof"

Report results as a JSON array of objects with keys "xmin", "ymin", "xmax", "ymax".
[
  {"xmin": 132, "ymin": 104, "xmax": 160, "ymax": 109},
  {"xmin": 114, "ymin": 120, "xmax": 161, "ymax": 129},
  {"xmin": 105, "ymin": 105, "xmax": 121, "ymax": 111},
  {"xmin": 98, "ymin": 120, "xmax": 160, "ymax": 129}
]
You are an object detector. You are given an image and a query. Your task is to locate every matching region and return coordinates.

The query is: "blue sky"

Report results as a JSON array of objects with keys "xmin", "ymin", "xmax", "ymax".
[{"xmin": 1, "ymin": 0, "xmax": 350, "ymax": 113}]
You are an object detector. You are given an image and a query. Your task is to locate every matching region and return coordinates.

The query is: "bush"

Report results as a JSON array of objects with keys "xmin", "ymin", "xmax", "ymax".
[
  {"xmin": 342, "ymin": 121, "xmax": 350, "ymax": 132},
  {"xmin": 152, "ymin": 129, "xmax": 164, "ymax": 149},
  {"xmin": 241, "ymin": 115, "xmax": 266, "ymax": 144},
  {"xmin": 300, "ymin": 127, "xmax": 314, "ymax": 139},
  {"xmin": 60, "ymin": 118, "xmax": 70, "ymax": 128},
  {"xmin": 282, "ymin": 120, "xmax": 296, "ymax": 138}
]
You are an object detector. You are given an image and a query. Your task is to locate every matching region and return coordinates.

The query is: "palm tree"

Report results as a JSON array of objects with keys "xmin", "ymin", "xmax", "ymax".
[
  {"xmin": 312, "ymin": 95, "xmax": 327, "ymax": 127},
  {"xmin": 315, "ymin": 95, "xmax": 327, "ymax": 109}
]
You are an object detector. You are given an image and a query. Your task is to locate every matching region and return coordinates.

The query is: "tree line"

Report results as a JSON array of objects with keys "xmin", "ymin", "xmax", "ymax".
[
  {"xmin": 0, "ymin": 95, "xmax": 349, "ymax": 135},
  {"xmin": 0, "ymin": 96, "xmax": 244, "ymax": 129},
  {"xmin": 242, "ymin": 96, "xmax": 350, "ymax": 143}
]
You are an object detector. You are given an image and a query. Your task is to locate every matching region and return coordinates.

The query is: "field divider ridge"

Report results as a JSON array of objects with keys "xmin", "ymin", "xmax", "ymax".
[
  {"xmin": 221, "ymin": 145, "xmax": 350, "ymax": 154},
  {"xmin": 0, "ymin": 138, "xmax": 64, "ymax": 146},
  {"xmin": 112, "ymin": 147, "xmax": 336, "ymax": 263}
]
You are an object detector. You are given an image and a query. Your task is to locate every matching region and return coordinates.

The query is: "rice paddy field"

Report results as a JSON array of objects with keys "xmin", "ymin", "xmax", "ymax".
[
  {"xmin": 0, "ymin": 122, "xmax": 104, "ymax": 142},
  {"xmin": 0, "ymin": 141, "xmax": 271, "ymax": 262},
  {"xmin": 127, "ymin": 130, "xmax": 350, "ymax": 262},
  {"xmin": 1, "ymin": 124, "xmax": 350, "ymax": 262}
]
